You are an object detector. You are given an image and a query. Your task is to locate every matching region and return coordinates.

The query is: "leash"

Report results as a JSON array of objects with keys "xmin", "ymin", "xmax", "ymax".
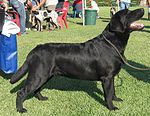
[{"xmin": 102, "ymin": 34, "xmax": 150, "ymax": 71}]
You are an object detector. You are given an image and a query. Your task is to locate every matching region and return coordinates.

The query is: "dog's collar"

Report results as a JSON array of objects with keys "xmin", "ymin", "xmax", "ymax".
[{"xmin": 102, "ymin": 34, "xmax": 150, "ymax": 71}]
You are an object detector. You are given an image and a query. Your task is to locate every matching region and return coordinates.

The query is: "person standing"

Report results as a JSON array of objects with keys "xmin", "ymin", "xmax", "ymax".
[
  {"xmin": 72, "ymin": 0, "xmax": 82, "ymax": 18},
  {"xmin": 9, "ymin": 0, "xmax": 26, "ymax": 35},
  {"xmin": 116, "ymin": 0, "xmax": 131, "ymax": 10},
  {"xmin": 88, "ymin": 0, "xmax": 100, "ymax": 18}
]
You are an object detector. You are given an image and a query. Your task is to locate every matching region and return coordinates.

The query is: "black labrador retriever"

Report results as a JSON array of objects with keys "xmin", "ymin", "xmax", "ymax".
[{"xmin": 10, "ymin": 8, "xmax": 144, "ymax": 113}]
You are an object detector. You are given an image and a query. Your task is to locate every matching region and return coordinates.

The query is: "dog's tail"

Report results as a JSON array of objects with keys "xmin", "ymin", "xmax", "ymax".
[{"xmin": 10, "ymin": 60, "xmax": 28, "ymax": 84}]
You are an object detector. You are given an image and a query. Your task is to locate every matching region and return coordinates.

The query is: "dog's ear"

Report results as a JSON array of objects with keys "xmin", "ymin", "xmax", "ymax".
[
  {"xmin": 109, "ymin": 15, "xmax": 125, "ymax": 33},
  {"xmin": 109, "ymin": 9, "xmax": 129, "ymax": 33}
]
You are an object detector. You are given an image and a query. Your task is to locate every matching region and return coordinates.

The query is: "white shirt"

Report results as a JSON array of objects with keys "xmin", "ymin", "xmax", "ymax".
[
  {"xmin": 121, "ymin": 0, "xmax": 131, "ymax": 3},
  {"xmin": 18, "ymin": 0, "xmax": 26, "ymax": 4},
  {"xmin": 45, "ymin": 0, "xmax": 58, "ymax": 7},
  {"xmin": 91, "ymin": 1, "xmax": 99, "ymax": 13}
]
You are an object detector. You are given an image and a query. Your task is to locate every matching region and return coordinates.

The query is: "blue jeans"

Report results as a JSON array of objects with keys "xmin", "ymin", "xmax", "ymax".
[
  {"xmin": 10, "ymin": 0, "xmax": 26, "ymax": 34},
  {"xmin": 119, "ymin": 2, "xmax": 130, "ymax": 10}
]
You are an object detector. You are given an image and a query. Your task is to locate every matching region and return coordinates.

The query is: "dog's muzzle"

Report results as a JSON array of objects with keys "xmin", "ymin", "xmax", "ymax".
[{"xmin": 129, "ymin": 22, "xmax": 144, "ymax": 30}]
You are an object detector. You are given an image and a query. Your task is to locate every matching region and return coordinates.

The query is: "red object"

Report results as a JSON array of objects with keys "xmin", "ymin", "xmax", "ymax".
[
  {"xmin": 73, "ymin": 0, "xmax": 82, "ymax": 5},
  {"xmin": 0, "ymin": 2, "xmax": 21, "ymax": 36},
  {"xmin": 27, "ymin": 0, "xmax": 32, "ymax": 8},
  {"xmin": 8, "ymin": 10, "xmax": 21, "ymax": 36},
  {"xmin": 57, "ymin": 1, "xmax": 69, "ymax": 29}
]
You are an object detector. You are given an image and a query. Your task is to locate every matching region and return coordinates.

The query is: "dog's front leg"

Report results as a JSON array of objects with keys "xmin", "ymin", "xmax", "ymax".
[
  {"xmin": 112, "ymin": 78, "xmax": 123, "ymax": 102},
  {"xmin": 102, "ymin": 77, "xmax": 119, "ymax": 110}
]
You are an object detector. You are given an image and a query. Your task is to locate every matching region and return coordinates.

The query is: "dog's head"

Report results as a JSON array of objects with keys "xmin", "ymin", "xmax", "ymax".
[
  {"xmin": 109, "ymin": 8, "xmax": 144, "ymax": 33},
  {"xmin": 110, "ymin": 7, "xmax": 116, "ymax": 13},
  {"xmin": 110, "ymin": 7, "xmax": 116, "ymax": 18}
]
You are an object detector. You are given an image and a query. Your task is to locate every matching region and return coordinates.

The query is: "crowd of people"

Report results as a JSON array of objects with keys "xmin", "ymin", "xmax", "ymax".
[
  {"xmin": 0, "ymin": 0, "xmax": 149, "ymax": 36},
  {"xmin": 116, "ymin": 0, "xmax": 131, "ymax": 10}
]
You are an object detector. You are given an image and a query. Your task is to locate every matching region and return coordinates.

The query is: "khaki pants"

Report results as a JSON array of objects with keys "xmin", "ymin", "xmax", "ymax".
[{"xmin": 46, "ymin": 5, "xmax": 56, "ymax": 11}]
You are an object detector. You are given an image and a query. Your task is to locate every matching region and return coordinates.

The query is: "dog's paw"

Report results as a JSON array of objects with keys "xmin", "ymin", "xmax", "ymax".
[{"xmin": 17, "ymin": 108, "xmax": 27, "ymax": 113}]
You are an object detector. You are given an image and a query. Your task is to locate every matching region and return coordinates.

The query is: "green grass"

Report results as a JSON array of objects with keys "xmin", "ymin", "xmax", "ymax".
[{"xmin": 0, "ymin": 7, "xmax": 150, "ymax": 116}]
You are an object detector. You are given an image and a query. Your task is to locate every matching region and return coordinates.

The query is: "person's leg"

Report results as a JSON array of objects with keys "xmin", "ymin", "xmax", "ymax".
[
  {"xmin": 75, "ymin": 4, "xmax": 82, "ymax": 18},
  {"xmin": 119, "ymin": 2, "xmax": 126, "ymax": 10},
  {"xmin": 10, "ymin": 0, "xmax": 26, "ymax": 34},
  {"xmin": 62, "ymin": 15, "xmax": 68, "ymax": 29},
  {"xmin": 16, "ymin": 2, "xmax": 26, "ymax": 34},
  {"xmin": 125, "ymin": 3, "xmax": 130, "ymax": 9}
]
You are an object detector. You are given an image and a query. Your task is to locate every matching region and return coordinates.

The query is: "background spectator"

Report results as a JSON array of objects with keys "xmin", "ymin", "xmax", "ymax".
[
  {"xmin": 9, "ymin": 0, "xmax": 26, "ymax": 35},
  {"xmin": 72, "ymin": 0, "xmax": 82, "ymax": 18},
  {"xmin": 116, "ymin": 0, "xmax": 131, "ymax": 10},
  {"xmin": 88, "ymin": 0, "xmax": 100, "ymax": 18}
]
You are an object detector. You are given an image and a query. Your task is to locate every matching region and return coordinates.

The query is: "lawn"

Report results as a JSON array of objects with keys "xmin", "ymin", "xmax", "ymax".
[{"xmin": 0, "ymin": 6, "xmax": 150, "ymax": 116}]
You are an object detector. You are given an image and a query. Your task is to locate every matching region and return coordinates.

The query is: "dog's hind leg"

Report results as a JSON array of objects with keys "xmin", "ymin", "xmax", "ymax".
[
  {"xmin": 102, "ymin": 76, "xmax": 119, "ymax": 110},
  {"xmin": 34, "ymin": 76, "xmax": 53, "ymax": 101},
  {"xmin": 16, "ymin": 87, "xmax": 28, "ymax": 113},
  {"xmin": 34, "ymin": 74, "xmax": 54, "ymax": 101},
  {"xmin": 16, "ymin": 74, "xmax": 51, "ymax": 113},
  {"xmin": 34, "ymin": 91, "xmax": 48, "ymax": 101}
]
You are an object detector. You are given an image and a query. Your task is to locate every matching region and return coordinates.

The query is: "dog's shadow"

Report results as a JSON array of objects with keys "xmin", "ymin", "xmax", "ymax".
[
  {"xmin": 9, "ymin": 60, "xmax": 150, "ymax": 108},
  {"xmin": 46, "ymin": 77, "xmax": 106, "ymax": 106},
  {"xmin": 123, "ymin": 60, "xmax": 150, "ymax": 83},
  {"xmin": 10, "ymin": 77, "xmax": 106, "ymax": 107}
]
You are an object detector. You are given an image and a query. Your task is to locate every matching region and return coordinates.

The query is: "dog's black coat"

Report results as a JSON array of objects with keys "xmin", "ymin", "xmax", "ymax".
[{"xmin": 10, "ymin": 8, "xmax": 144, "ymax": 113}]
